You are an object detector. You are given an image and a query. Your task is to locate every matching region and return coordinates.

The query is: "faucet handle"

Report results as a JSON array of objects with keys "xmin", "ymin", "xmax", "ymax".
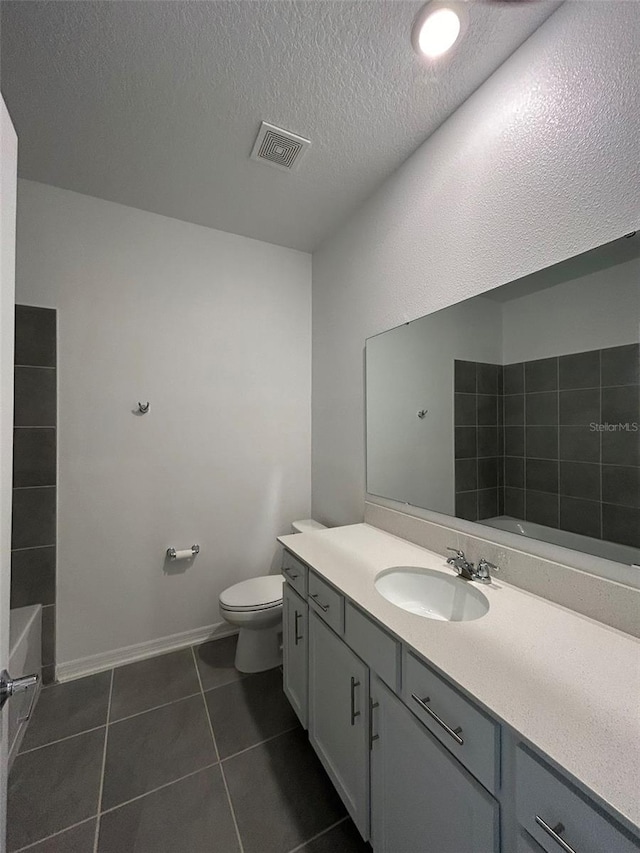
[
  {"xmin": 476, "ymin": 558, "xmax": 499, "ymax": 582},
  {"xmin": 447, "ymin": 547, "xmax": 465, "ymax": 558}
]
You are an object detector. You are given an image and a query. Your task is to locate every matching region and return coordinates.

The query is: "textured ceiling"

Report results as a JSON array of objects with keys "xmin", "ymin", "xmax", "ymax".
[{"xmin": 1, "ymin": 1, "xmax": 559, "ymax": 251}]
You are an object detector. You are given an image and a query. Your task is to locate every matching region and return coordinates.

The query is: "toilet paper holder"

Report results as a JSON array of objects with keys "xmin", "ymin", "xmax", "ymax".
[{"xmin": 167, "ymin": 544, "xmax": 200, "ymax": 560}]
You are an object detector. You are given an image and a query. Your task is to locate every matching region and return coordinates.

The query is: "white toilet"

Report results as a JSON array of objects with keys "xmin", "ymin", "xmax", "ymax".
[{"xmin": 219, "ymin": 519, "xmax": 326, "ymax": 673}]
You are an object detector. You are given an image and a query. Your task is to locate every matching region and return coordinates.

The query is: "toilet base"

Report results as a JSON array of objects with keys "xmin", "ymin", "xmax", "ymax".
[{"xmin": 235, "ymin": 622, "xmax": 282, "ymax": 673}]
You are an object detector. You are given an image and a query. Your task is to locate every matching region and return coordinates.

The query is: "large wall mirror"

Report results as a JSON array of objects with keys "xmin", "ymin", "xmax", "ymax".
[{"xmin": 366, "ymin": 232, "xmax": 640, "ymax": 568}]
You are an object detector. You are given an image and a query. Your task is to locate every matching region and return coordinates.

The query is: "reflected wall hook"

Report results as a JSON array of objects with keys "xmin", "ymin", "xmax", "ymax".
[{"xmin": 137, "ymin": 402, "xmax": 150, "ymax": 414}]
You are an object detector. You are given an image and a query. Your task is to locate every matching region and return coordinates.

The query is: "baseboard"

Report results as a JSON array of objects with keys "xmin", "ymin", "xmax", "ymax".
[{"xmin": 55, "ymin": 621, "xmax": 238, "ymax": 683}]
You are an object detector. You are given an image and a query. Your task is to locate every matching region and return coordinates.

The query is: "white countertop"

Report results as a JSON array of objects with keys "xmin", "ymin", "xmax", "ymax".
[{"xmin": 278, "ymin": 523, "xmax": 640, "ymax": 832}]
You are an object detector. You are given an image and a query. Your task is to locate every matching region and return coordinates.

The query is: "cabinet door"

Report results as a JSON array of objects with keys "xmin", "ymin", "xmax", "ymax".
[
  {"xmin": 308, "ymin": 611, "xmax": 369, "ymax": 839},
  {"xmin": 283, "ymin": 583, "xmax": 308, "ymax": 728},
  {"xmin": 371, "ymin": 676, "xmax": 499, "ymax": 853}
]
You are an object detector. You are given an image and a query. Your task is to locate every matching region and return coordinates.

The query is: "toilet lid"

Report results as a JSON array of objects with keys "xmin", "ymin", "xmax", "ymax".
[{"xmin": 220, "ymin": 575, "xmax": 284, "ymax": 611}]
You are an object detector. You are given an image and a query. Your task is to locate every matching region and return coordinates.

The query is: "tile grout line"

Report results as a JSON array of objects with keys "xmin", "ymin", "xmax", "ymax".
[
  {"xmin": 191, "ymin": 645, "xmax": 245, "ymax": 853},
  {"xmin": 220, "ymin": 726, "xmax": 300, "ymax": 764},
  {"xmin": 18, "ymin": 724, "xmax": 107, "ymax": 756},
  {"xmin": 98, "ymin": 762, "xmax": 221, "ymax": 817},
  {"xmin": 285, "ymin": 816, "xmax": 350, "ymax": 853},
  {"xmin": 109, "ymin": 690, "xmax": 203, "ymax": 725},
  {"xmin": 12, "ymin": 817, "xmax": 98, "ymax": 853},
  {"xmin": 93, "ymin": 667, "xmax": 115, "ymax": 853},
  {"xmin": 34, "ymin": 674, "xmax": 244, "ymax": 738}
]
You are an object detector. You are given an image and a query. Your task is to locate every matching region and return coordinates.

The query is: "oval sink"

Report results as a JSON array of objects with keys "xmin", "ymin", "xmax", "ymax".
[{"xmin": 375, "ymin": 566, "xmax": 489, "ymax": 622}]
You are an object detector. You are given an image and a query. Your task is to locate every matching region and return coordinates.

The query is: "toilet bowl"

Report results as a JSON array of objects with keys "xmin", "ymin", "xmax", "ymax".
[
  {"xmin": 219, "ymin": 575, "xmax": 284, "ymax": 673},
  {"xmin": 219, "ymin": 519, "xmax": 327, "ymax": 673}
]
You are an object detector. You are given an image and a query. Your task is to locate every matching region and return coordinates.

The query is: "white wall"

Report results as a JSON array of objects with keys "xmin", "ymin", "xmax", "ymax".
[
  {"xmin": 312, "ymin": 1, "xmax": 640, "ymax": 526},
  {"xmin": 366, "ymin": 297, "xmax": 502, "ymax": 513},
  {"xmin": 15, "ymin": 180, "xmax": 311, "ymax": 673},
  {"xmin": 501, "ymin": 256, "xmax": 640, "ymax": 364},
  {"xmin": 0, "ymin": 96, "xmax": 18, "ymax": 848}
]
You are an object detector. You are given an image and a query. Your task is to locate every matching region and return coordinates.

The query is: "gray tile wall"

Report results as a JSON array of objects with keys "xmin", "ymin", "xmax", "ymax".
[
  {"xmin": 455, "ymin": 344, "xmax": 640, "ymax": 549},
  {"xmin": 11, "ymin": 305, "xmax": 57, "ymax": 684},
  {"xmin": 453, "ymin": 360, "xmax": 503, "ymax": 522}
]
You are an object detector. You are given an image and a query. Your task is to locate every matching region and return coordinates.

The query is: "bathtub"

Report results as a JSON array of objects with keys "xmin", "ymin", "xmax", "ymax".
[
  {"xmin": 480, "ymin": 516, "xmax": 640, "ymax": 586},
  {"xmin": 8, "ymin": 605, "xmax": 42, "ymax": 768}
]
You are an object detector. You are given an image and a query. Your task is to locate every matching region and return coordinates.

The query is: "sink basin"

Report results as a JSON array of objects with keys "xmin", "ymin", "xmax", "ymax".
[{"xmin": 375, "ymin": 566, "xmax": 489, "ymax": 622}]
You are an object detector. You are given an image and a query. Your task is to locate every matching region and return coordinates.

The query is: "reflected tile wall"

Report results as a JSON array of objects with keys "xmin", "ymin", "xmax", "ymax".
[{"xmin": 455, "ymin": 343, "xmax": 640, "ymax": 548}]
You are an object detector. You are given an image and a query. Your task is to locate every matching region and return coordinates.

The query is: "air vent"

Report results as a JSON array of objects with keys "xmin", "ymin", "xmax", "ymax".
[{"xmin": 250, "ymin": 122, "xmax": 311, "ymax": 172}]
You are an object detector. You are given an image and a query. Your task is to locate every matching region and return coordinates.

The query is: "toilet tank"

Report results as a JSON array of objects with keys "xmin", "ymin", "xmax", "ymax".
[{"xmin": 291, "ymin": 519, "xmax": 327, "ymax": 534}]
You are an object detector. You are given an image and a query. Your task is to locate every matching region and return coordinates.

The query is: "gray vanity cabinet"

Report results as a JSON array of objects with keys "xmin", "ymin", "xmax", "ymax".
[
  {"xmin": 370, "ymin": 675, "xmax": 499, "ymax": 853},
  {"xmin": 283, "ymin": 582, "xmax": 308, "ymax": 728},
  {"xmin": 308, "ymin": 610, "xmax": 370, "ymax": 839}
]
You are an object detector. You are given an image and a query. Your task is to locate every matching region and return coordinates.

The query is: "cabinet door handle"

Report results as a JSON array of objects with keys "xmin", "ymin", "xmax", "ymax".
[
  {"xmin": 535, "ymin": 816, "xmax": 578, "ymax": 853},
  {"xmin": 411, "ymin": 694, "xmax": 464, "ymax": 745},
  {"xmin": 309, "ymin": 593, "xmax": 329, "ymax": 612},
  {"xmin": 294, "ymin": 610, "xmax": 303, "ymax": 645},
  {"xmin": 350, "ymin": 677, "xmax": 361, "ymax": 725},
  {"xmin": 285, "ymin": 567, "xmax": 299, "ymax": 579},
  {"xmin": 369, "ymin": 697, "xmax": 380, "ymax": 749}
]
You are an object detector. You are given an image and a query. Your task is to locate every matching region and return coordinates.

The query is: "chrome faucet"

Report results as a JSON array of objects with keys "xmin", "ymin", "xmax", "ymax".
[
  {"xmin": 446, "ymin": 548, "xmax": 476, "ymax": 581},
  {"xmin": 446, "ymin": 549, "xmax": 497, "ymax": 584}
]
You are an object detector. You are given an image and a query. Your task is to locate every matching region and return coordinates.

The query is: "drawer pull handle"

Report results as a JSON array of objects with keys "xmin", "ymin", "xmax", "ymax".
[
  {"xmin": 369, "ymin": 697, "xmax": 380, "ymax": 749},
  {"xmin": 411, "ymin": 694, "xmax": 464, "ymax": 745},
  {"xmin": 285, "ymin": 567, "xmax": 299, "ymax": 579},
  {"xmin": 350, "ymin": 677, "xmax": 361, "ymax": 725},
  {"xmin": 294, "ymin": 610, "xmax": 303, "ymax": 645},
  {"xmin": 535, "ymin": 817, "xmax": 578, "ymax": 853},
  {"xmin": 309, "ymin": 593, "xmax": 330, "ymax": 612}
]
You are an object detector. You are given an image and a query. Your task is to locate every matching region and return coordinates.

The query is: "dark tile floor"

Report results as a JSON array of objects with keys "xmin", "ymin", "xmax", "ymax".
[{"xmin": 8, "ymin": 635, "xmax": 371, "ymax": 853}]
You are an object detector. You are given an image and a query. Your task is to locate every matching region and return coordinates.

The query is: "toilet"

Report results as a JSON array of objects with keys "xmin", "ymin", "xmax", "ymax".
[{"xmin": 219, "ymin": 519, "xmax": 326, "ymax": 673}]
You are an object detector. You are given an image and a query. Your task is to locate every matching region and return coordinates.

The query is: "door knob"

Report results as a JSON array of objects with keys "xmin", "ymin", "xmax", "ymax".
[{"xmin": 0, "ymin": 669, "xmax": 39, "ymax": 710}]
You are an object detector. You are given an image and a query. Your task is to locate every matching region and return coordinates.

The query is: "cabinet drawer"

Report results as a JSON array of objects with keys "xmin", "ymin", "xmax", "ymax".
[
  {"xmin": 516, "ymin": 746, "xmax": 639, "ymax": 853},
  {"xmin": 282, "ymin": 550, "xmax": 308, "ymax": 598},
  {"xmin": 308, "ymin": 571, "xmax": 344, "ymax": 635},
  {"xmin": 403, "ymin": 650, "xmax": 500, "ymax": 794},
  {"xmin": 344, "ymin": 602, "xmax": 399, "ymax": 692}
]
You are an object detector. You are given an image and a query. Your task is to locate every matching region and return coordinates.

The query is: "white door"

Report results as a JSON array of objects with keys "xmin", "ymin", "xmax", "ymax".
[{"xmin": 0, "ymin": 95, "xmax": 19, "ymax": 853}]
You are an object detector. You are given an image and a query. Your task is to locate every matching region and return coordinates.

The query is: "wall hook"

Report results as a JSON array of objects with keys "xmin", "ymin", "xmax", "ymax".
[
  {"xmin": 417, "ymin": 409, "xmax": 428, "ymax": 419},
  {"xmin": 137, "ymin": 402, "xmax": 150, "ymax": 414}
]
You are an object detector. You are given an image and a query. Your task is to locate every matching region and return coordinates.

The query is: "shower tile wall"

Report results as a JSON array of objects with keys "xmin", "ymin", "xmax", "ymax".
[
  {"xmin": 454, "ymin": 360, "xmax": 503, "ymax": 522},
  {"xmin": 455, "ymin": 344, "xmax": 640, "ymax": 548},
  {"xmin": 11, "ymin": 305, "xmax": 57, "ymax": 684}
]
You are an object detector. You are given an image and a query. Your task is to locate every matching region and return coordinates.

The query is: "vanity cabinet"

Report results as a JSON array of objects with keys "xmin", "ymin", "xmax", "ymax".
[
  {"xmin": 403, "ymin": 649, "xmax": 500, "ymax": 794},
  {"xmin": 515, "ymin": 746, "xmax": 639, "ymax": 853},
  {"xmin": 370, "ymin": 675, "xmax": 499, "ymax": 853},
  {"xmin": 282, "ymin": 583, "xmax": 308, "ymax": 728},
  {"xmin": 308, "ymin": 610, "xmax": 370, "ymax": 838},
  {"xmin": 281, "ymin": 546, "xmax": 640, "ymax": 853}
]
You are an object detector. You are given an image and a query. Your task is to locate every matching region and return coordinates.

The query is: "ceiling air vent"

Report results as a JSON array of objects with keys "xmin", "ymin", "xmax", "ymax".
[{"xmin": 250, "ymin": 122, "xmax": 311, "ymax": 172}]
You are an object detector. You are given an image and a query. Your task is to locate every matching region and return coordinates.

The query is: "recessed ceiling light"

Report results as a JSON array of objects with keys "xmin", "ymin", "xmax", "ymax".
[{"xmin": 412, "ymin": 4, "xmax": 464, "ymax": 59}]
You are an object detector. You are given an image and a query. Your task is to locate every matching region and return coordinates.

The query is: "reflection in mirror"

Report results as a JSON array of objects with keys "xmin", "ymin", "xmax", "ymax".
[{"xmin": 366, "ymin": 232, "xmax": 640, "ymax": 567}]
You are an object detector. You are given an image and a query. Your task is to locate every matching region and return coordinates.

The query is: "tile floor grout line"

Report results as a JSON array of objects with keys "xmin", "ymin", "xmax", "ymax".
[
  {"xmin": 98, "ymin": 762, "xmax": 221, "ymax": 817},
  {"xmin": 220, "ymin": 725, "xmax": 301, "ymax": 764},
  {"xmin": 191, "ymin": 645, "xmax": 245, "ymax": 853},
  {"xmin": 285, "ymin": 816, "xmax": 351, "ymax": 853},
  {"xmin": 12, "ymin": 816, "xmax": 98, "ymax": 853},
  {"xmin": 108, "ymin": 690, "xmax": 203, "ymax": 725},
  {"xmin": 17, "ymin": 724, "xmax": 107, "ymax": 756},
  {"xmin": 93, "ymin": 667, "xmax": 115, "ymax": 853},
  {"xmin": 190, "ymin": 646, "xmax": 220, "ymax": 763}
]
